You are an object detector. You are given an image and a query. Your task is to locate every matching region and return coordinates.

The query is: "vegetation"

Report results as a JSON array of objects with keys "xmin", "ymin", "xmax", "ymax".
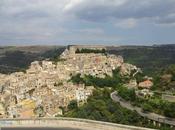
[
  {"xmin": 68, "ymin": 100, "xmax": 78, "ymax": 110},
  {"xmin": 117, "ymin": 87, "xmax": 136, "ymax": 102},
  {"xmin": 142, "ymin": 103, "xmax": 153, "ymax": 113},
  {"xmin": 164, "ymin": 103, "xmax": 175, "ymax": 118},
  {"xmin": 70, "ymin": 64, "xmax": 175, "ymax": 117},
  {"xmin": 118, "ymin": 87, "xmax": 175, "ymax": 118},
  {"xmin": 108, "ymin": 45, "xmax": 175, "ymax": 76},
  {"xmin": 1, "ymin": 45, "xmax": 175, "ymax": 129},
  {"xmin": 54, "ymin": 82, "xmax": 63, "ymax": 87},
  {"xmin": 152, "ymin": 64, "xmax": 175, "ymax": 92},
  {"xmin": 70, "ymin": 68, "xmax": 124, "ymax": 88},
  {"xmin": 75, "ymin": 48, "xmax": 106, "ymax": 54},
  {"xmin": 1, "ymin": 44, "xmax": 175, "ymax": 76},
  {"xmin": 65, "ymin": 88, "xmax": 172, "ymax": 129},
  {"xmin": 0, "ymin": 51, "xmax": 40, "ymax": 74},
  {"xmin": 0, "ymin": 47, "xmax": 65, "ymax": 74},
  {"xmin": 65, "ymin": 89, "xmax": 143, "ymax": 125},
  {"xmin": 42, "ymin": 47, "xmax": 66, "ymax": 64}
]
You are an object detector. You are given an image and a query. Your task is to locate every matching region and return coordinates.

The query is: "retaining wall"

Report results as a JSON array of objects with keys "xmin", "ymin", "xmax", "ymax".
[{"xmin": 0, "ymin": 118, "xmax": 155, "ymax": 130}]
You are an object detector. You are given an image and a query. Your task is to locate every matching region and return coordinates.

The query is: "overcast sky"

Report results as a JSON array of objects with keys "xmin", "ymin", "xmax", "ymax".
[{"xmin": 0, "ymin": 0, "xmax": 175, "ymax": 46}]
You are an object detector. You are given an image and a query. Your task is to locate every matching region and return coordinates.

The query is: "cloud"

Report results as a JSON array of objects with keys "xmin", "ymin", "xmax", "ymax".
[
  {"xmin": 114, "ymin": 18, "xmax": 137, "ymax": 29},
  {"xmin": 0, "ymin": 0, "xmax": 175, "ymax": 45},
  {"xmin": 64, "ymin": 0, "xmax": 84, "ymax": 11},
  {"xmin": 78, "ymin": 28, "xmax": 104, "ymax": 34},
  {"xmin": 155, "ymin": 13, "xmax": 175, "ymax": 26},
  {"xmin": 64, "ymin": 0, "xmax": 175, "ymax": 25},
  {"xmin": 0, "ymin": 0, "xmax": 70, "ymax": 43}
]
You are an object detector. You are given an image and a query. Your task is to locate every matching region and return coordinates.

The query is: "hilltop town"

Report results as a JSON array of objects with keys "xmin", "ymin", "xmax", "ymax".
[{"xmin": 0, "ymin": 45, "xmax": 142, "ymax": 118}]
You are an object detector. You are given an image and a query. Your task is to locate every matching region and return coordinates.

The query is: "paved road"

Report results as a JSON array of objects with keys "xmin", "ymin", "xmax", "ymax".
[{"xmin": 110, "ymin": 91, "xmax": 175, "ymax": 126}]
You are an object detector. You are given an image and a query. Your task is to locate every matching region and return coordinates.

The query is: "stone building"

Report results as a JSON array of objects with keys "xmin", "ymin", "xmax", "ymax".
[{"xmin": 0, "ymin": 45, "xmax": 139, "ymax": 118}]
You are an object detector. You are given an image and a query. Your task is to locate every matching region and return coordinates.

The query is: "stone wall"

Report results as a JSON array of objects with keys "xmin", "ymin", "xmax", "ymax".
[
  {"xmin": 162, "ymin": 94, "xmax": 175, "ymax": 102},
  {"xmin": 0, "ymin": 118, "xmax": 155, "ymax": 130}
]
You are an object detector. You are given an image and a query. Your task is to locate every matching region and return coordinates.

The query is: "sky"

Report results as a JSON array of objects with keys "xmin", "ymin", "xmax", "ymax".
[{"xmin": 0, "ymin": 0, "xmax": 175, "ymax": 46}]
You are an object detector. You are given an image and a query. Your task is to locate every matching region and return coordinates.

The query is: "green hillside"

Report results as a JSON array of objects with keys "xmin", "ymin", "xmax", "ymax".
[
  {"xmin": 0, "ymin": 46, "xmax": 65, "ymax": 74},
  {"xmin": 107, "ymin": 45, "xmax": 175, "ymax": 76}
]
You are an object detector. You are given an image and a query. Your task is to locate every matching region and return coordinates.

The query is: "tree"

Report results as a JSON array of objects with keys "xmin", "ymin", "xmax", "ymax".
[
  {"xmin": 164, "ymin": 103, "xmax": 175, "ymax": 118},
  {"xmin": 75, "ymin": 49, "xmax": 80, "ymax": 53},
  {"xmin": 70, "ymin": 73, "xmax": 84, "ymax": 84},
  {"xmin": 75, "ymin": 48, "xmax": 106, "ymax": 54},
  {"xmin": 68, "ymin": 100, "xmax": 78, "ymax": 110},
  {"xmin": 118, "ymin": 87, "xmax": 136, "ymax": 101}
]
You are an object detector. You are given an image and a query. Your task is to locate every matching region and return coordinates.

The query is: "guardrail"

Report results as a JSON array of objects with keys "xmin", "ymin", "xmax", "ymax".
[{"xmin": 0, "ymin": 117, "xmax": 155, "ymax": 130}]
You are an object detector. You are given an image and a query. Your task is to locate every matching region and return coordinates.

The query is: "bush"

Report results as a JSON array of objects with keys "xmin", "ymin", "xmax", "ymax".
[
  {"xmin": 142, "ymin": 103, "xmax": 153, "ymax": 113},
  {"xmin": 164, "ymin": 103, "xmax": 175, "ymax": 118},
  {"xmin": 68, "ymin": 100, "xmax": 78, "ymax": 110},
  {"xmin": 70, "ymin": 68, "xmax": 122, "ymax": 88},
  {"xmin": 118, "ymin": 87, "xmax": 136, "ymax": 101}
]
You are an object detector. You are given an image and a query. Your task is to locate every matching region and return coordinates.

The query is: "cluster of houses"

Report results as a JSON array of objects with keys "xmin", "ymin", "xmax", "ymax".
[
  {"xmin": 0, "ymin": 45, "xmax": 138, "ymax": 118},
  {"xmin": 124, "ymin": 76, "xmax": 154, "ymax": 99}
]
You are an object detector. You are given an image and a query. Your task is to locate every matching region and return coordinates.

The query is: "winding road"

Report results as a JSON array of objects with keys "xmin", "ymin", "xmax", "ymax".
[{"xmin": 110, "ymin": 91, "xmax": 175, "ymax": 126}]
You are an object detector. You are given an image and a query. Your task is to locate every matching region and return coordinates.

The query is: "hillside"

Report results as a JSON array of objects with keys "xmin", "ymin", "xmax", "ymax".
[
  {"xmin": 0, "ymin": 46, "xmax": 65, "ymax": 74},
  {"xmin": 0, "ymin": 45, "xmax": 174, "ymax": 129},
  {"xmin": 107, "ymin": 44, "xmax": 175, "ymax": 76},
  {"xmin": 0, "ymin": 44, "xmax": 175, "ymax": 76}
]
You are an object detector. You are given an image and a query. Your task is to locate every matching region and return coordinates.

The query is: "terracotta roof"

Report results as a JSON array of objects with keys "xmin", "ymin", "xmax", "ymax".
[{"xmin": 138, "ymin": 80, "xmax": 153, "ymax": 89}]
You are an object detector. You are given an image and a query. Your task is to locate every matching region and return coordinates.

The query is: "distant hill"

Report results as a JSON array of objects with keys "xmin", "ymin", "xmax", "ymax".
[
  {"xmin": 0, "ymin": 46, "xmax": 66, "ymax": 74},
  {"xmin": 107, "ymin": 44, "xmax": 175, "ymax": 76},
  {"xmin": 0, "ymin": 44, "xmax": 175, "ymax": 75}
]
